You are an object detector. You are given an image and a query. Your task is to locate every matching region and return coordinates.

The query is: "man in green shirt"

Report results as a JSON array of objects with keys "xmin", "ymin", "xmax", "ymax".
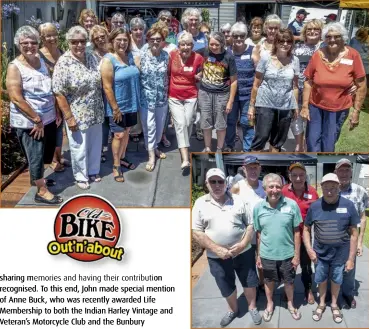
[{"xmin": 253, "ymin": 173, "xmax": 302, "ymax": 322}]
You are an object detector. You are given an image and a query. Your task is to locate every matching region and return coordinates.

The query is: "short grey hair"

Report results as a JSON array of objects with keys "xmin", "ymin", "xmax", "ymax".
[
  {"xmin": 66, "ymin": 25, "xmax": 88, "ymax": 41},
  {"xmin": 231, "ymin": 22, "xmax": 248, "ymax": 36},
  {"xmin": 264, "ymin": 14, "xmax": 283, "ymax": 33},
  {"xmin": 322, "ymin": 22, "xmax": 349, "ymax": 44},
  {"xmin": 181, "ymin": 8, "xmax": 202, "ymax": 30},
  {"xmin": 177, "ymin": 31, "xmax": 194, "ymax": 44},
  {"xmin": 112, "ymin": 12, "xmax": 126, "ymax": 24},
  {"xmin": 220, "ymin": 23, "xmax": 232, "ymax": 33},
  {"xmin": 130, "ymin": 17, "xmax": 146, "ymax": 30},
  {"xmin": 262, "ymin": 173, "xmax": 282, "ymax": 189},
  {"xmin": 209, "ymin": 32, "xmax": 226, "ymax": 51},
  {"xmin": 158, "ymin": 10, "xmax": 172, "ymax": 19},
  {"xmin": 14, "ymin": 26, "xmax": 40, "ymax": 49}
]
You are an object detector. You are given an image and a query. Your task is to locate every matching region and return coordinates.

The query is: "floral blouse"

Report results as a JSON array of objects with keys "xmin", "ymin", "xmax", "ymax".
[
  {"xmin": 139, "ymin": 49, "xmax": 169, "ymax": 109},
  {"xmin": 52, "ymin": 50, "xmax": 104, "ymax": 130}
]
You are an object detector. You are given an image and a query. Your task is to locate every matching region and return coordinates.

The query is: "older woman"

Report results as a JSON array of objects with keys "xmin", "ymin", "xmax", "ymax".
[
  {"xmin": 138, "ymin": 25, "xmax": 169, "ymax": 171},
  {"xmin": 249, "ymin": 28, "xmax": 299, "ymax": 152},
  {"xmin": 302, "ymin": 23, "xmax": 367, "ymax": 152},
  {"xmin": 6, "ymin": 26, "xmax": 62, "ymax": 204},
  {"xmin": 101, "ymin": 28, "xmax": 140, "ymax": 182},
  {"xmin": 157, "ymin": 10, "xmax": 176, "ymax": 45},
  {"xmin": 53, "ymin": 26, "xmax": 104, "ymax": 190},
  {"xmin": 246, "ymin": 17, "xmax": 264, "ymax": 47},
  {"xmin": 255, "ymin": 14, "xmax": 282, "ymax": 60},
  {"xmin": 178, "ymin": 8, "xmax": 207, "ymax": 56},
  {"xmin": 168, "ymin": 32, "xmax": 204, "ymax": 171},
  {"xmin": 38, "ymin": 23, "xmax": 68, "ymax": 173},
  {"xmin": 111, "ymin": 13, "xmax": 128, "ymax": 31},
  {"xmin": 225, "ymin": 22, "xmax": 258, "ymax": 152},
  {"xmin": 220, "ymin": 23, "xmax": 233, "ymax": 49},
  {"xmin": 199, "ymin": 32, "xmax": 237, "ymax": 152},
  {"xmin": 291, "ymin": 19, "xmax": 323, "ymax": 152}
]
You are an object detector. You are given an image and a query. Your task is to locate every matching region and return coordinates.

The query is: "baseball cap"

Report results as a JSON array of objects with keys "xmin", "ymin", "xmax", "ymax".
[
  {"xmin": 297, "ymin": 9, "xmax": 310, "ymax": 16},
  {"xmin": 289, "ymin": 162, "xmax": 306, "ymax": 172},
  {"xmin": 321, "ymin": 173, "xmax": 340, "ymax": 184},
  {"xmin": 335, "ymin": 158, "xmax": 352, "ymax": 169},
  {"xmin": 325, "ymin": 13, "xmax": 337, "ymax": 21},
  {"xmin": 243, "ymin": 155, "xmax": 260, "ymax": 166},
  {"xmin": 206, "ymin": 168, "xmax": 226, "ymax": 181}
]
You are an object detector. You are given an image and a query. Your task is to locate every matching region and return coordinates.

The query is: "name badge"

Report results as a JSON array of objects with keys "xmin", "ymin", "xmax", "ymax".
[
  {"xmin": 241, "ymin": 55, "xmax": 250, "ymax": 60},
  {"xmin": 340, "ymin": 58, "xmax": 353, "ymax": 65},
  {"xmin": 183, "ymin": 66, "xmax": 193, "ymax": 72},
  {"xmin": 281, "ymin": 206, "xmax": 291, "ymax": 213},
  {"xmin": 337, "ymin": 208, "xmax": 347, "ymax": 213},
  {"xmin": 208, "ymin": 56, "xmax": 216, "ymax": 63},
  {"xmin": 197, "ymin": 39, "xmax": 205, "ymax": 43},
  {"xmin": 303, "ymin": 193, "xmax": 312, "ymax": 199}
]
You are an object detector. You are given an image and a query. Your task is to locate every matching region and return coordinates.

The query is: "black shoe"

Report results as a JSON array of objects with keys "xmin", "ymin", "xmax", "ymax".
[
  {"xmin": 220, "ymin": 311, "xmax": 238, "ymax": 327},
  {"xmin": 34, "ymin": 193, "xmax": 63, "ymax": 205},
  {"xmin": 343, "ymin": 295, "xmax": 356, "ymax": 309}
]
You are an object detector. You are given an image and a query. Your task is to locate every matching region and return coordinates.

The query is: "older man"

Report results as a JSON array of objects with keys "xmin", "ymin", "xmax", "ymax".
[
  {"xmin": 304, "ymin": 173, "xmax": 360, "ymax": 324},
  {"xmin": 288, "ymin": 8, "xmax": 309, "ymax": 40},
  {"xmin": 253, "ymin": 173, "xmax": 302, "ymax": 322},
  {"xmin": 334, "ymin": 158, "xmax": 368, "ymax": 309},
  {"xmin": 232, "ymin": 155, "xmax": 266, "ymax": 289},
  {"xmin": 192, "ymin": 168, "xmax": 261, "ymax": 327},
  {"xmin": 282, "ymin": 162, "xmax": 319, "ymax": 304}
]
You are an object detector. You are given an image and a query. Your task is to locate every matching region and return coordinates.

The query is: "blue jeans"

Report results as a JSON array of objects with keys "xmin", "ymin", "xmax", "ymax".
[
  {"xmin": 306, "ymin": 104, "xmax": 349, "ymax": 152},
  {"xmin": 225, "ymin": 98, "xmax": 254, "ymax": 151},
  {"xmin": 342, "ymin": 256, "xmax": 357, "ymax": 296},
  {"xmin": 314, "ymin": 258, "xmax": 345, "ymax": 285}
]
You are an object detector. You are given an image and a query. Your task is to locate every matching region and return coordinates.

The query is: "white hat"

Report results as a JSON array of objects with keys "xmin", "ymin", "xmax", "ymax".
[
  {"xmin": 206, "ymin": 168, "xmax": 226, "ymax": 181},
  {"xmin": 321, "ymin": 173, "xmax": 340, "ymax": 185}
]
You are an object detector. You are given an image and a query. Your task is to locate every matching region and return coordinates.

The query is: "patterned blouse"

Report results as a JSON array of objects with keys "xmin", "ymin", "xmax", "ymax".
[
  {"xmin": 52, "ymin": 50, "xmax": 104, "ymax": 130},
  {"xmin": 139, "ymin": 49, "xmax": 169, "ymax": 110}
]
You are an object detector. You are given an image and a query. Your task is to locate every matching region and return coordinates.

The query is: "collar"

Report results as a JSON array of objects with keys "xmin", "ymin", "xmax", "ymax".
[
  {"xmin": 288, "ymin": 182, "xmax": 309, "ymax": 193},
  {"xmin": 340, "ymin": 183, "xmax": 353, "ymax": 193},
  {"xmin": 205, "ymin": 192, "xmax": 233, "ymax": 206},
  {"xmin": 262, "ymin": 195, "xmax": 286, "ymax": 209}
]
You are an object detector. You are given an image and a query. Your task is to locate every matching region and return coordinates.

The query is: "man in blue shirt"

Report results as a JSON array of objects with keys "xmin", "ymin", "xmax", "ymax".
[
  {"xmin": 303, "ymin": 173, "xmax": 360, "ymax": 324},
  {"xmin": 288, "ymin": 9, "xmax": 309, "ymax": 41}
]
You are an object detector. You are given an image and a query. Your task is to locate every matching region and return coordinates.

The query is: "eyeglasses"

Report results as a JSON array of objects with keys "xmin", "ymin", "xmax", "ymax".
[
  {"xmin": 149, "ymin": 37, "xmax": 162, "ymax": 43},
  {"xmin": 277, "ymin": 40, "xmax": 293, "ymax": 45},
  {"xmin": 233, "ymin": 34, "xmax": 246, "ymax": 39},
  {"xmin": 112, "ymin": 21, "xmax": 125, "ymax": 25},
  {"xmin": 160, "ymin": 17, "xmax": 171, "ymax": 23},
  {"xmin": 325, "ymin": 35, "xmax": 342, "ymax": 41},
  {"xmin": 132, "ymin": 27, "xmax": 144, "ymax": 32},
  {"xmin": 94, "ymin": 35, "xmax": 106, "ymax": 41},
  {"xmin": 20, "ymin": 41, "xmax": 38, "ymax": 46},
  {"xmin": 209, "ymin": 180, "xmax": 225, "ymax": 185},
  {"xmin": 69, "ymin": 39, "xmax": 87, "ymax": 45}
]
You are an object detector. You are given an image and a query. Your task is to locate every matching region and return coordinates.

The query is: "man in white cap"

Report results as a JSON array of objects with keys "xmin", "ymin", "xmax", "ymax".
[
  {"xmin": 192, "ymin": 168, "xmax": 261, "ymax": 327},
  {"xmin": 303, "ymin": 173, "xmax": 360, "ymax": 324},
  {"xmin": 335, "ymin": 158, "xmax": 368, "ymax": 309}
]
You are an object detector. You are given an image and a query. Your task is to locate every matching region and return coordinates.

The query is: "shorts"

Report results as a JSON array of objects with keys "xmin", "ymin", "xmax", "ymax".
[
  {"xmin": 208, "ymin": 248, "xmax": 258, "ymax": 298},
  {"xmin": 109, "ymin": 112, "xmax": 138, "ymax": 133},
  {"xmin": 261, "ymin": 257, "xmax": 295, "ymax": 284},
  {"xmin": 314, "ymin": 259, "xmax": 345, "ymax": 285},
  {"xmin": 198, "ymin": 89, "xmax": 229, "ymax": 130}
]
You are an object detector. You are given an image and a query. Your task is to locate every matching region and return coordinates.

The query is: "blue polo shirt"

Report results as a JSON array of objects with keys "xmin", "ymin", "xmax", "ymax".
[{"xmin": 305, "ymin": 196, "xmax": 360, "ymax": 264}]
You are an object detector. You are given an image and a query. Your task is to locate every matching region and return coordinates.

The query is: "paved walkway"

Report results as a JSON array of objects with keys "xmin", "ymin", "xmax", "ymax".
[{"xmin": 192, "ymin": 247, "xmax": 369, "ymax": 328}]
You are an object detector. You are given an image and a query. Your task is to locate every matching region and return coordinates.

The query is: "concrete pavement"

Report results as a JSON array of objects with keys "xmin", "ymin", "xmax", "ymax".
[{"xmin": 192, "ymin": 247, "xmax": 369, "ymax": 328}]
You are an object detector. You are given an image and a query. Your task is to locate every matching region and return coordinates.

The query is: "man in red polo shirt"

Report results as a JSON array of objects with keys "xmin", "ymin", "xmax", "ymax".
[{"xmin": 282, "ymin": 162, "xmax": 319, "ymax": 304}]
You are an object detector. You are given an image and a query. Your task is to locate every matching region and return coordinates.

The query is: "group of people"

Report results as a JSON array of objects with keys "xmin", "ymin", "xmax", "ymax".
[
  {"xmin": 192, "ymin": 155, "xmax": 368, "ymax": 326},
  {"xmin": 6, "ymin": 6, "xmax": 368, "ymax": 204}
]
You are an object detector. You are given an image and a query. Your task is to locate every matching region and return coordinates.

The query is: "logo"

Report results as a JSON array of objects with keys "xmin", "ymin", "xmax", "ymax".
[{"xmin": 48, "ymin": 195, "xmax": 124, "ymax": 262}]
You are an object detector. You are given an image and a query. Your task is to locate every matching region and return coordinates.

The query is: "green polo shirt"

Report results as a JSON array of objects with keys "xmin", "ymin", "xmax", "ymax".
[{"xmin": 253, "ymin": 196, "xmax": 302, "ymax": 261}]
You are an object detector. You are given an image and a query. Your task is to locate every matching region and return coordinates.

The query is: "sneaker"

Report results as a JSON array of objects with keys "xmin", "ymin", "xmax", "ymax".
[
  {"xmin": 220, "ymin": 311, "xmax": 238, "ymax": 327},
  {"xmin": 249, "ymin": 308, "xmax": 262, "ymax": 325}
]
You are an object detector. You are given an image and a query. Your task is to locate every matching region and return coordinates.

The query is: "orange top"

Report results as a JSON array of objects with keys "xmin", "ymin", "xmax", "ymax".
[{"xmin": 304, "ymin": 46, "xmax": 365, "ymax": 111}]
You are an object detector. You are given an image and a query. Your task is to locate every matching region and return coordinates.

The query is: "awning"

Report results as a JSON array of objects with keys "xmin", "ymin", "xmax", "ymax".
[
  {"xmin": 340, "ymin": 0, "xmax": 369, "ymax": 8},
  {"xmin": 98, "ymin": 0, "xmax": 220, "ymax": 8},
  {"xmin": 223, "ymin": 154, "xmax": 318, "ymax": 166}
]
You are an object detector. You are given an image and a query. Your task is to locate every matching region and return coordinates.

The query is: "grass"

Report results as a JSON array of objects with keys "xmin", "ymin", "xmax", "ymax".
[{"xmin": 335, "ymin": 97, "xmax": 369, "ymax": 152}]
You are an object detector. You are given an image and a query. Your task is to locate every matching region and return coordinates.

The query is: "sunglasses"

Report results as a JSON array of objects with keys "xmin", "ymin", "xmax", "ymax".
[
  {"xmin": 233, "ymin": 34, "xmax": 246, "ymax": 39},
  {"xmin": 70, "ymin": 39, "xmax": 87, "ymax": 45},
  {"xmin": 325, "ymin": 35, "xmax": 342, "ymax": 41},
  {"xmin": 209, "ymin": 179, "xmax": 225, "ymax": 185},
  {"xmin": 160, "ymin": 17, "xmax": 171, "ymax": 23},
  {"xmin": 277, "ymin": 39, "xmax": 293, "ymax": 45}
]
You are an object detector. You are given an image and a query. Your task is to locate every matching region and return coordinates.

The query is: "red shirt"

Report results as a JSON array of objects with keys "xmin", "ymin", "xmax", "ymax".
[
  {"xmin": 282, "ymin": 184, "xmax": 319, "ymax": 237},
  {"xmin": 304, "ymin": 46, "xmax": 365, "ymax": 111},
  {"xmin": 169, "ymin": 50, "xmax": 204, "ymax": 100}
]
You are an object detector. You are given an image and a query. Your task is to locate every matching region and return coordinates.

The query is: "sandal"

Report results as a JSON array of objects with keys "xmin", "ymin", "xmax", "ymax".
[
  {"xmin": 155, "ymin": 150, "xmax": 166, "ymax": 159},
  {"xmin": 34, "ymin": 193, "xmax": 63, "ymax": 205},
  {"xmin": 89, "ymin": 174, "xmax": 102, "ymax": 183},
  {"xmin": 331, "ymin": 306, "xmax": 343, "ymax": 324},
  {"xmin": 288, "ymin": 307, "xmax": 302, "ymax": 321},
  {"xmin": 202, "ymin": 147, "xmax": 211, "ymax": 152},
  {"xmin": 60, "ymin": 158, "xmax": 71, "ymax": 167},
  {"xmin": 305, "ymin": 289, "xmax": 315, "ymax": 305},
  {"xmin": 312, "ymin": 305, "xmax": 326, "ymax": 321},
  {"xmin": 161, "ymin": 136, "xmax": 171, "ymax": 148},
  {"xmin": 120, "ymin": 157, "xmax": 136, "ymax": 170},
  {"xmin": 112, "ymin": 165, "xmax": 124, "ymax": 182},
  {"xmin": 145, "ymin": 162, "xmax": 155, "ymax": 172},
  {"xmin": 50, "ymin": 161, "xmax": 65, "ymax": 172},
  {"xmin": 76, "ymin": 181, "xmax": 90, "ymax": 190},
  {"xmin": 262, "ymin": 309, "xmax": 274, "ymax": 322}
]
